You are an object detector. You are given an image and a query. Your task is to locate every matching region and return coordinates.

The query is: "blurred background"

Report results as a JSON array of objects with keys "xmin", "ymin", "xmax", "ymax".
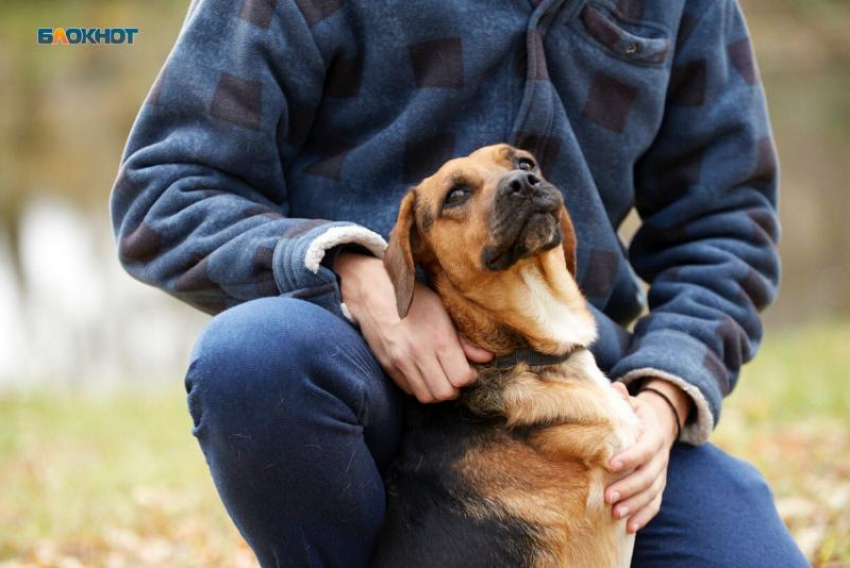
[{"xmin": 1, "ymin": 0, "xmax": 848, "ymax": 566}]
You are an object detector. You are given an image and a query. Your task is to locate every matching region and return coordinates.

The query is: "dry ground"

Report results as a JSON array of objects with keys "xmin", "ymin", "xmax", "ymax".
[{"xmin": 1, "ymin": 322, "xmax": 848, "ymax": 567}]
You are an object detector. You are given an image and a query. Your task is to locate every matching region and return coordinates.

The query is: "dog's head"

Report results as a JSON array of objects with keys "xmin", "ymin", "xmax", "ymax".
[{"xmin": 385, "ymin": 143, "xmax": 595, "ymax": 353}]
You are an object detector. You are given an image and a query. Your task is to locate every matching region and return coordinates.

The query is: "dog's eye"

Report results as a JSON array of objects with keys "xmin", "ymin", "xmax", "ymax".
[
  {"xmin": 517, "ymin": 157, "xmax": 536, "ymax": 171},
  {"xmin": 444, "ymin": 185, "xmax": 472, "ymax": 207}
]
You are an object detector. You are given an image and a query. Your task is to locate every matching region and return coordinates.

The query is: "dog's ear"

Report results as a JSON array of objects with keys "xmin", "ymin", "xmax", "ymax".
[
  {"xmin": 385, "ymin": 190, "xmax": 420, "ymax": 318},
  {"xmin": 559, "ymin": 207, "xmax": 578, "ymax": 277}
]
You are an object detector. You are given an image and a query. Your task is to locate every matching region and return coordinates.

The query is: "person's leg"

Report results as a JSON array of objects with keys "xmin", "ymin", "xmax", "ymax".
[
  {"xmin": 185, "ymin": 297, "xmax": 404, "ymax": 568},
  {"xmin": 632, "ymin": 443, "xmax": 809, "ymax": 567}
]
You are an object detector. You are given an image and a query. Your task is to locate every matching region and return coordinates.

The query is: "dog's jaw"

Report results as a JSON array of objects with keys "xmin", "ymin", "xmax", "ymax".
[
  {"xmin": 430, "ymin": 244, "xmax": 596, "ymax": 356},
  {"xmin": 482, "ymin": 208, "xmax": 562, "ymax": 271},
  {"xmin": 512, "ymin": 246, "xmax": 597, "ymax": 353}
]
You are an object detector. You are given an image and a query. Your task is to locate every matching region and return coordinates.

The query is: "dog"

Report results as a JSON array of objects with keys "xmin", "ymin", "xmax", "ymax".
[{"xmin": 369, "ymin": 144, "xmax": 641, "ymax": 568}]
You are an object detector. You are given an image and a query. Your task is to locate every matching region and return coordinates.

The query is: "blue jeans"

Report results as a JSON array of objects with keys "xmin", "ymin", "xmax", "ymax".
[{"xmin": 185, "ymin": 297, "xmax": 808, "ymax": 567}]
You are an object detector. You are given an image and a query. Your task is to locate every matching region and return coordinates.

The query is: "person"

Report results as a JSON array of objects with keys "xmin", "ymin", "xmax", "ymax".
[{"xmin": 110, "ymin": 0, "xmax": 808, "ymax": 565}]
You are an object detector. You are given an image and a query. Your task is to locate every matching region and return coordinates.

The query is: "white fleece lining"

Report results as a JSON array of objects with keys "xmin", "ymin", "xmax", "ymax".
[
  {"xmin": 617, "ymin": 368, "xmax": 715, "ymax": 446},
  {"xmin": 340, "ymin": 302, "xmax": 355, "ymax": 323},
  {"xmin": 304, "ymin": 225, "xmax": 387, "ymax": 274}
]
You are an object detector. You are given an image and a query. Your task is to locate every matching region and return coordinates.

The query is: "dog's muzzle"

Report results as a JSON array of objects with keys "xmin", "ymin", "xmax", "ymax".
[{"xmin": 481, "ymin": 172, "xmax": 564, "ymax": 271}]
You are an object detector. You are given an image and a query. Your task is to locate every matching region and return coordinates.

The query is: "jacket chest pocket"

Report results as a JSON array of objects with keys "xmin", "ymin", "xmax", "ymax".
[
  {"xmin": 548, "ymin": 0, "xmax": 675, "ymax": 139},
  {"xmin": 571, "ymin": 3, "xmax": 672, "ymax": 67}
]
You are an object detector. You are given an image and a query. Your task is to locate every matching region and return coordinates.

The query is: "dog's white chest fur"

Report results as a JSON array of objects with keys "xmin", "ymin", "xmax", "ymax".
[{"xmin": 516, "ymin": 265, "xmax": 598, "ymax": 352}]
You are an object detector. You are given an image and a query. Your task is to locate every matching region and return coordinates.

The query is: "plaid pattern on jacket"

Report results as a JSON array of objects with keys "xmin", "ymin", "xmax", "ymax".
[{"xmin": 110, "ymin": 0, "xmax": 779, "ymax": 444}]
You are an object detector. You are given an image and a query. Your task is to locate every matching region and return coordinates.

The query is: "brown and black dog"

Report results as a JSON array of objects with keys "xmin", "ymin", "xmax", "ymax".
[{"xmin": 370, "ymin": 144, "xmax": 640, "ymax": 568}]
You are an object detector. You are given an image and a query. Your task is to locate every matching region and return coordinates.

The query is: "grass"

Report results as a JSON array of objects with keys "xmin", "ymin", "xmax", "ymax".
[
  {"xmin": 1, "ymin": 322, "xmax": 849, "ymax": 567},
  {"xmin": 713, "ymin": 320, "xmax": 850, "ymax": 566},
  {"xmin": 0, "ymin": 388, "xmax": 254, "ymax": 567}
]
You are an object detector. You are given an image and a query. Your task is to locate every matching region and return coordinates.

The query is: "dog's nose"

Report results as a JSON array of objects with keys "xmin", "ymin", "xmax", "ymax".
[{"xmin": 499, "ymin": 171, "xmax": 541, "ymax": 199}]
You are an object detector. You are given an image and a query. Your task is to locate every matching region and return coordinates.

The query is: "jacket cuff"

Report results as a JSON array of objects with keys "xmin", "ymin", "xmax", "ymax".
[
  {"xmin": 610, "ymin": 330, "xmax": 721, "ymax": 445},
  {"xmin": 303, "ymin": 225, "xmax": 387, "ymax": 273},
  {"xmin": 272, "ymin": 222, "xmax": 387, "ymax": 319}
]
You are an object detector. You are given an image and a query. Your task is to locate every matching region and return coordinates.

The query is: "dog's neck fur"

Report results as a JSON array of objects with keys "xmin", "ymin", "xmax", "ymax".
[{"xmin": 426, "ymin": 245, "xmax": 597, "ymax": 357}]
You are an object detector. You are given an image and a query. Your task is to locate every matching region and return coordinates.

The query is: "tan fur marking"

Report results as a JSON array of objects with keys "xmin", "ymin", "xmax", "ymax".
[
  {"xmin": 457, "ymin": 432, "xmax": 626, "ymax": 568},
  {"xmin": 457, "ymin": 364, "xmax": 633, "ymax": 567},
  {"xmin": 387, "ymin": 144, "xmax": 637, "ymax": 567}
]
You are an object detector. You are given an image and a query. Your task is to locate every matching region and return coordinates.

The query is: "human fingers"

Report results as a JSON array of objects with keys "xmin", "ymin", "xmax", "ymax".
[
  {"xmin": 608, "ymin": 404, "xmax": 664, "ymax": 473},
  {"xmin": 437, "ymin": 336, "xmax": 478, "ymax": 388},
  {"xmin": 413, "ymin": 343, "xmax": 460, "ymax": 402},
  {"xmin": 459, "ymin": 334, "xmax": 494, "ymax": 363},
  {"xmin": 388, "ymin": 344, "xmax": 437, "ymax": 403},
  {"xmin": 386, "ymin": 366, "xmax": 413, "ymax": 395},
  {"xmin": 626, "ymin": 490, "xmax": 664, "ymax": 534},
  {"xmin": 612, "ymin": 465, "xmax": 667, "ymax": 522},
  {"xmin": 608, "ymin": 430, "xmax": 660, "ymax": 474},
  {"xmin": 611, "ymin": 381, "xmax": 631, "ymax": 402},
  {"xmin": 606, "ymin": 450, "xmax": 665, "ymax": 507}
]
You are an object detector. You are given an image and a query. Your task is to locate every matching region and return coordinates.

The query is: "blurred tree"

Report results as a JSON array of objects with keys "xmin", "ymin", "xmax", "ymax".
[
  {"xmin": 0, "ymin": 0, "xmax": 847, "ymax": 323},
  {"xmin": 0, "ymin": 0, "xmax": 185, "ymax": 285}
]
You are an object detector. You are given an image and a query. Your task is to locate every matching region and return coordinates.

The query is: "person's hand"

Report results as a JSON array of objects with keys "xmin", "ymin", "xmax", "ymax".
[
  {"xmin": 605, "ymin": 381, "xmax": 689, "ymax": 533},
  {"xmin": 334, "ymin": 252, "xmax": 493, "ymax": 402}
]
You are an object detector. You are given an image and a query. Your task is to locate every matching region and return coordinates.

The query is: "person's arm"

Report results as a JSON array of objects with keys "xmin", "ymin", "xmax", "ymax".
[
  {"xmin": 603, "ymin": 0, "xmax": 778, "ymax": 532},
  {"xmin": 110, "ymin": 0, "xmax": 385, "ymax": 317},
  {"xmin": 609, "ymin": 0, "xmax": 779, "ymax": 445}
]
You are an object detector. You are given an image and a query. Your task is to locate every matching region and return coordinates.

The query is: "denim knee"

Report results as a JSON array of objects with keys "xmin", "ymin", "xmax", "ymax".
[
  {"xmin": 678, "ymin": 444, "xmax": 776, "ymax": 514},
  {"xmin": 638, "ymin": 443, "xmax": 809, "ymax": 568},
  {"xmin": 183, "ymin": 297, "xmax": 403, "ymax": 567},
  {"xmin": 187, "ymin": 298, "xmax": 354, "ymax": 431}
]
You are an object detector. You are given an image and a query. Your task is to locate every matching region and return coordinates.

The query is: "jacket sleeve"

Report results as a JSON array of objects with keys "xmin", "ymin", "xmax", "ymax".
[
  {"xmin": 609, "ymin": 0, "xmax": 779, "ymax": 444},
  {"xmin": 109, "ymin": 0, "xmax": 385, "ymax": 316}
]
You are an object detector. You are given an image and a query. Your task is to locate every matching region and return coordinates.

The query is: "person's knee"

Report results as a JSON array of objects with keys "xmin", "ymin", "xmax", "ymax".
[
  {"xmin": 723, "ymin": 452, "xmax": 775, "ymax": 505},
  {"xmin": 193, "ymin": 296, "xmax": 340, "ymax": 366},
  {"xmin": 672, "ymin": 444, "xmax": 775, "ymax": 511},
  {"xmin": 654, "ymin": 444, "xmax": 807, "ymax": 567},
  {"xmin": 185, "ymin": 297, "xmax": 360, "ymax": 433}
]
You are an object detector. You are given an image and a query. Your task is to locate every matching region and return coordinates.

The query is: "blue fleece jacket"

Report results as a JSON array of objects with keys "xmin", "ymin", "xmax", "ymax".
[{"xmin": 110, "ymin": 0, "xmax": 779, "ymax": 444}]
